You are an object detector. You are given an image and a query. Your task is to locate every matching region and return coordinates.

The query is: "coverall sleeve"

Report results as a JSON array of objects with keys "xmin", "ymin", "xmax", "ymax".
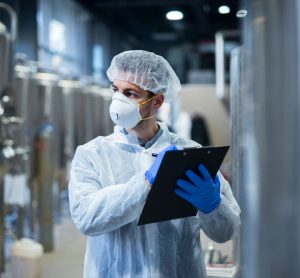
[
  {"xmin": 199, "ymin": 173, "xmax": 241, "ymax": 243},
  {"xmin": 68, "ymin": 145, "xmax": 150, "ymax": 236}
]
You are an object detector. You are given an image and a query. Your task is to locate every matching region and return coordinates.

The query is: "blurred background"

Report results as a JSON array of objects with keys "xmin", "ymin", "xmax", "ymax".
[{"xmin": 0, "ymin": 0, "xmax": 300, "ymax": 277}]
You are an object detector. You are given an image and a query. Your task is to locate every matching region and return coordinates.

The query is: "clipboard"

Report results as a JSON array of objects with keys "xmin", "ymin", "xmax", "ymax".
[{"xmin": 138, "ymin": 146, "xmax": 230, "ymax": 225}]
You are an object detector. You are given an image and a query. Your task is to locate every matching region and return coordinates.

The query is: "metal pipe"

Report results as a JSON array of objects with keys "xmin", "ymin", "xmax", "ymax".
[
  {"xmin": 0, "ymin": 3, "xmax": 18, "ymax": 273},
  {"xmin": 215, "ymin": 30, "xmax": 241, "ymax": 100},
  {"xmin": 0, "ymin": 3, "xmax": 17, "ymax": 40},
  {"xmin": 35, "ymin": 122, "xmax": 57, "ymax": 252},
  {"xmin": 215, "ymin": 32, "xmax": 225, "ymax": 99},
  {"xmin": 230, "ymin": 46, "xmax": 245, "ymax": 268},
  {"xmin": 0, "ymin": 171, "xmax": 4, "ymax": 273},
  {"xmin": 0, "ymin": 3, "xmax": 17, "ymax": 93}
]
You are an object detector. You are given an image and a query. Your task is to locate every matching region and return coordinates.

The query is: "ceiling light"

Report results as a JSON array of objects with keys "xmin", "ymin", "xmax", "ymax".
[
  {"xmin": 166, "ymin": 11, "xmax": 184, "ymax": 21},
  {"xmin": 236, "ymin": 9, "xmax": 248, "ymax": 18},
  {"xmin": 218, "ymin": 5, "xmax": 230, "ymax": 14}
]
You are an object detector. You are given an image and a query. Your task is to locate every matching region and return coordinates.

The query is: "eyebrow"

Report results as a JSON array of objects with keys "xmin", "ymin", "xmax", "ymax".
[{"xmin": 112, "ymin": 83, "xmax": 141, "ymax": 94}]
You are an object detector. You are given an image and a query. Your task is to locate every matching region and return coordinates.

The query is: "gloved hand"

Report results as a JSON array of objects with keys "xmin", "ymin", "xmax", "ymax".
[
  {"xmin": 145, "ymin": 145, "xmax": 178, "ymax": 186},
  {"xmin": 175, "ymin": 164, "xmax": 221, "ymax": 214}
]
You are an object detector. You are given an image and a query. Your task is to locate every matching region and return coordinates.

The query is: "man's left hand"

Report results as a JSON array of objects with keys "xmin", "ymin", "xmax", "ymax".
[{"xmin": 175, "ymin": 164, "xmax": 221, "ymax": 214}]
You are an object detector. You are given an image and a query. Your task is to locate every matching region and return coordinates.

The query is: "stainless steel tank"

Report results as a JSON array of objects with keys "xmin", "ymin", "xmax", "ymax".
[
  {"xmin": 0, "ymin": 2, "xmax": 17, "ymax": 93},
  {"xmin": 0, "ymin": 3, "xmax": 31, "ymax": 273},
  {"xmin": 100, "ymin": 88, "xmax": 114, "ymax": 136},
  {"xmin": 33, "ymin": 121, "xmax": 56, "ymax": 252},
  {"xmin": 82, "ymin": 85, "xmax": 95, "ymax": 142},
  {"xmin": 242, "ymin": 0, "xmax": 300, "ymax": 277},
  {"xmin": 93, "ymin": 87, "xmax": 107, "ymax": 138},
  {"xmin": 230, "ymin": 46, "xmax": 247, "ymax": 276},
  {"xmin": 26, "ymin": 71, "xmax": 60, "ymax": 174},
  {"xmin": 83, "ymin": 85, "xmax": 113, "ymax": 139},
  {"xmin": 73, "ymin": 84, "xmax": 87, "ymax": 146},
  {"xmin": 58, "ymin": 80, "xmax": 80, "ymax": 159},
  {"xmin": 27, "ymin": 70, "xmax": 59, "ymax": 251},
  {"xmin": 83, "ymin": 84, "xmax": 104, "ymax": 140},
  {"xmin": 11, "ymin": 62, "xmax": 32, "ymax": 160},
  {"xmin": 0, "ymin": 3, "xmax": 18, "ymax": 273},
  {"xmin": 58, "ymin": 79, "xmax": 81, "ymax": 185}
]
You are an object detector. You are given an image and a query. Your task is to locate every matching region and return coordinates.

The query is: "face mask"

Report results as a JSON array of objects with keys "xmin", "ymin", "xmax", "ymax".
[{"xmin": 109, "ymin": 91, "xmax": 155, "ymax": 129}]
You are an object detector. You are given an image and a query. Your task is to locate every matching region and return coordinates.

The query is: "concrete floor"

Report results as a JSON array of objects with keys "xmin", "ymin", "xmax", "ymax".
[{"xmin": 3, "ymin": 218, "xmax": 86, "ymax": 278}]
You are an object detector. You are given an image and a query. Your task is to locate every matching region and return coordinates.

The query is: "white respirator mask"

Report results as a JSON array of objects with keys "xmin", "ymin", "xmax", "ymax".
[{"xmin": 109, "ymin": 91, "xmax": 156, "ymax": 129}]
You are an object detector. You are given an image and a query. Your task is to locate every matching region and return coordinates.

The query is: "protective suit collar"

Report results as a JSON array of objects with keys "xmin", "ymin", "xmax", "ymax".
[{"xmin": 112, "ymin": 122, "xmax": 171, "ymax": 152}]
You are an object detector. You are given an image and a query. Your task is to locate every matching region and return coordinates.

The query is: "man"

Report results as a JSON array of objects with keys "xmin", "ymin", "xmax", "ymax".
[{"xmin": 69, "ymin": 50, "xmax": 241, "ymax": 278}]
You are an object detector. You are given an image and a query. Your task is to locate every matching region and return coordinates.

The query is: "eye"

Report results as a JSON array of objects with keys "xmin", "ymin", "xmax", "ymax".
[
  {"xmin": 110, "ymin": 83, "xmax": 120, "ymax": 92},
  {"xmin": 125, "ymin": 91, "xmax": 139, "ymax": 98}
]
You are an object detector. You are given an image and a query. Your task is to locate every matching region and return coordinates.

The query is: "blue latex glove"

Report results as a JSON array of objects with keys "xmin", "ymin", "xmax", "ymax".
[
  {"xmin": 175, "ymin": 164, "xmax": 221, "ymax": 214},
  {"xmin": 145, "ymin": 145, "xmax": 178, "ymax": 186}
]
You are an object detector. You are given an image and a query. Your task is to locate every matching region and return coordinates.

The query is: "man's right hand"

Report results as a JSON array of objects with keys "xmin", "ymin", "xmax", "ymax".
[{"xmin": 145, "ymin": 145, "xmax": 178, "ymax": 186}]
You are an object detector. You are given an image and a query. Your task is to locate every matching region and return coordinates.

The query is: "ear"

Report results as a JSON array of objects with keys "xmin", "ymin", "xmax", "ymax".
[{"xmin": 153, "ymin": 94, "xmax": 164, "ymax": 109}]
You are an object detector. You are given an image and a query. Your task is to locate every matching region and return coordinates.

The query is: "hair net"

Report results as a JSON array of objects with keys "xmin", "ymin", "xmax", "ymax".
[{"xmin": 106, "ymin": 50, "xmax": 181, "ymax": 102}]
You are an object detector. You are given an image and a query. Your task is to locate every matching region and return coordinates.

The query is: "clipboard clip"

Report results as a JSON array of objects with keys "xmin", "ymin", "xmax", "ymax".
[{"xmin": 151, "ymin": 146, "xmax": 198, "ymax": 157}]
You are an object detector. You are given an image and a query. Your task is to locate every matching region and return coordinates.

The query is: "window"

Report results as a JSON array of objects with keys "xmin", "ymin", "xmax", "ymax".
[
  {"xmin": 49, "ymin": 19, "xmax": 66, "ymax": 53},
  {"xmin": 93, "ymin": 44, "xmax": 104, "ymax": 81},
  {"xmin": 37, "ymin": 0, "xmax": 92, "ymax": 75}
]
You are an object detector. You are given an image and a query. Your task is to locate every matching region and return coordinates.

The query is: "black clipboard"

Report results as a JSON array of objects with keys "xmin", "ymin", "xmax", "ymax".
[{"xmin": 138, "ymin": 146, "xmax": 230, "ymax": 225}]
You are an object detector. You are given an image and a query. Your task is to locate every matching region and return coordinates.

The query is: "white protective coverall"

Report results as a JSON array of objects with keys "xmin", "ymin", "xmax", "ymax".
[{"xmin": 69, "ymin": 122, "xmax": 241, "ymax": 278}]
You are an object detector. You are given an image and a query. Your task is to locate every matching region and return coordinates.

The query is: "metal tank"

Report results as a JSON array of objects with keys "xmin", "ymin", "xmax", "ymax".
[
  {"xmin": 100, "ymin": 88, "xmax": 114, "ymax": 136},
  {"xmin": 58, "ymin": 79, "xmax": 81, "ymax": 188},
  {"xmin": 0, "ymin": 3, "xmax": 19, "ymax": 273},
  {"xmin": 83, "ymin": 84, "xmax": 114, "ymax": 139},
  {"xmin": 58, "ymin": 81, "xmax": 114, "ymax": 177},
  {"xmin": 230, "ymin": 46, "xmax": 248, "ymax": 276},
  {"xmin": 27, "ymin": 71, "xmax": 59, "ymax": 135},
  {"xmin": 75, "ymin": 82, "xmax": 108, "ymax": 146},
  {"xmin": 242, "ymin": 0, "xmax": 300, "ymax": 277},
  {"xmin": 27, "ymin": 70, "xmax": 59, "ymax": 252},
  {"xmin": 73, "ymin": 83, "xmax": 88, "ymax": 146},
  {"xmin": 59, "ymin": 82, "xmax": 113, "ymax": 181},
  {"xmin": 91, "ymin": 86, "xmax": 104, "ymax": 139},
  {"xmin": 11, "ymin": 60, "xmax": 33, "ymax": 172},
  {"xmin": 26, "ymin": 70, "xmax": 59, "ymax": 176},
  {"xmin": 82, "ymin": 84, "xmax": 96, "ymax": 142},
  {"xmin": 0, "ymin": 2, "xmax": 17, "ymax": 94},
  {"xmin": 83, "ymin": 84, "xmax": 104, "ymax": 140}
]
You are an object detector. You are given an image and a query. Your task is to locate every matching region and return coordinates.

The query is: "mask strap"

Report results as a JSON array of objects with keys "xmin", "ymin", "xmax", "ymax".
[
  {"xmin": 141, "ymin": 114, "xmax": 156, "ymax": 121},
  {"xmin": 136, "ymin": 95, "xmax": 156, "ymax": 107},
  {"xmin": 137, "ymin": 95, "xmax": 157, "ymax": 122}
]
